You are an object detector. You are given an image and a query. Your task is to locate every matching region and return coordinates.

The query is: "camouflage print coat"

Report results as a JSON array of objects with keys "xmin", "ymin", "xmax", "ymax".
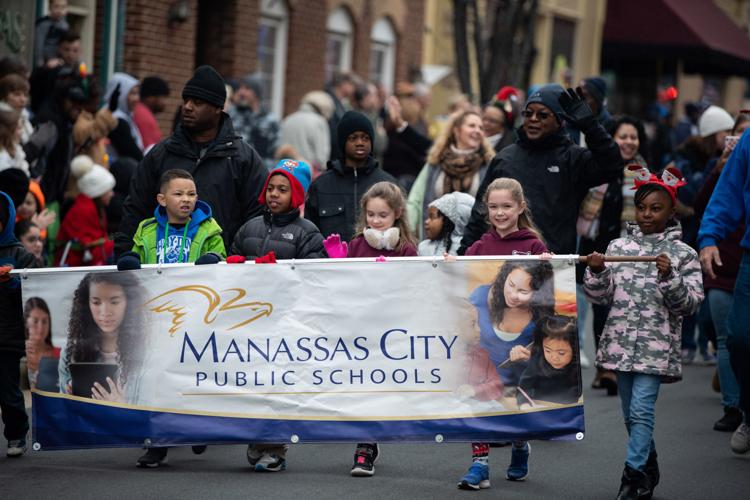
[{"xmin": 583, "ymin": 223, "xmax": 704, "ymax": 382}]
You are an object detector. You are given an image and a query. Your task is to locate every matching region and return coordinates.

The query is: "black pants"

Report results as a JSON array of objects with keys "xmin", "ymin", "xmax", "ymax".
[
  {"xmin": 592, "ymin": 303, "xmax": 610, "ymax": 350},
  {"xmin": 0, "ymin": 351, "xmax": 29, "ymax": 441}
]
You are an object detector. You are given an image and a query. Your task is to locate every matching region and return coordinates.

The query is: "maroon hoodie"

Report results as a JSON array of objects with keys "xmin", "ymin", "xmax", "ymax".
[
  {"xmin": 348, "ymin": 235, "xmax": 418, "ymax": 258},
  {"xmin": 465, "ymin": 228, "xmax": 547, "ymax": 256}
]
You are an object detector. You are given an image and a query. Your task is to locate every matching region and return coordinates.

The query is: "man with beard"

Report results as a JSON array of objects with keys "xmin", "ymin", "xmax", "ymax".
[{"xmin": 114, "ymin": 65, "xmax": 266, "ymax": 256}]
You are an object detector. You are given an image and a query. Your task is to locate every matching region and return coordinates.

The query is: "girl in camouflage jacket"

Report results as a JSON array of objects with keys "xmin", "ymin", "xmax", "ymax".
[{"xmin": 583, "ymin": 166, "xmax": 704, "ymax": 500}]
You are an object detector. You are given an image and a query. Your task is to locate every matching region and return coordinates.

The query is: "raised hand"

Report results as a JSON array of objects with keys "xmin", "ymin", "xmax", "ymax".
[
  {"xmin": 323, "ymin": 234, "xmax": 348, "ymax": 258},
  {"xmin": 558, "ymin": 86, "xmax": 595, "ymax": 129},
  {"xmin": 108, "ymin": 83, "xmax": 121, "ymax": 112}
]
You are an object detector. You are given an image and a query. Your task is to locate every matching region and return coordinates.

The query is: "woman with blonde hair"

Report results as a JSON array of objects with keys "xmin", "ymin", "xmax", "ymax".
[{"xmin": 407, "ymin": 110, "xmax": 494, "ymax": 239}]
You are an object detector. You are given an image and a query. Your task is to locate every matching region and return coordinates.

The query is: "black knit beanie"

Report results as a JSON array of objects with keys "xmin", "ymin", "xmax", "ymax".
[
  {"xmin": 337, "ymin": 111, "xmax": 374, "ymax": 159},
  {"xmin": 182, "ymin": 65, "xmax": 226, "ymax": 108},
  {"xmin": 525, "ymin": 83, "xmax": 565, "ymax": 122}
]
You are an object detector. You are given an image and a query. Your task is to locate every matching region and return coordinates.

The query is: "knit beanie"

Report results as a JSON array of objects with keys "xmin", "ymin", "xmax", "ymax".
[
  {"xmin": 258, "ymin": 159, "xmax": 312, "ymax": 210},
  {"xmin": 337, "ymin": 110, "xmax": 374, "ymax": 159},
  {"xmin": 239, "ymin": 74, "xmax": 263, "ymax": 100},
  {"xmin": 71, "ymin": 155, "xmax": 116, "ymax": 199},
  {"xmin": 582, "ymin": 77, "xmax": 607, "ymax": 108},
  {"xmin": 524, "ymin": 83, "xmax": 565, "ymax": 122},
  {"xmin": 429, "ymin": 191, "xmax": 475, "ymax": 234},
  {"xmin": 0, "ymin": 167, "xmax": 29, "ymax": 209},
  {"xmin": 699, "ymin": 105, "xmax": 734, "ymax": 137},
  {"xmin": 182, "ymin": 65, "xmax": 227, "ymax": 108}
]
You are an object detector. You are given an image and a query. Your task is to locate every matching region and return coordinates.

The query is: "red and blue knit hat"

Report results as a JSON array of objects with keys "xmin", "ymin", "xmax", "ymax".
[{"xmin": 258, "ymin": 159, "xmax": 312, "ymax": 209}]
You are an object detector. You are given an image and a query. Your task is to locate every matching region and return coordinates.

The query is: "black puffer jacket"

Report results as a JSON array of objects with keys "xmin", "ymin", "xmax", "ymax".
[
  {"xmin": 459, "ymin": 124, "xmax": 623, "ymax": 255},
  {"xmin": 231, "ymin": 209, "xmax": 327, "ymax": 260},
  {"xmin": 115, "ymin": 115, "xmax": 267, "ymax": 256},
  {"xmin": 305, "ymin": 157, "xmax": 396, "ymax": 241}
]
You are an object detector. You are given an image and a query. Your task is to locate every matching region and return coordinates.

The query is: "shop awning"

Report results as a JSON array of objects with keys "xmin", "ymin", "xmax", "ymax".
[{"xmin": 604, "ymin": 0, "xmax": 750, "ymax": 74}]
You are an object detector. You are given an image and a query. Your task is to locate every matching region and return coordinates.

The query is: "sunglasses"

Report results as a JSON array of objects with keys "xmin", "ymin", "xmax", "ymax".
[{"xmin": 521, "ymin": 109, "xmax": 552, "ymax": 121}]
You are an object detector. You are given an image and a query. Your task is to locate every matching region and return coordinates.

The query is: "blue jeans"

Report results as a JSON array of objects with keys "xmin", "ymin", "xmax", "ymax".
[
  {"xmin": 727, "ymin": 252, "xmax": 750, "ymax": 421},
  {"xmin": 708, "ymin": 289, "xmax": 740, "ymax": 409},
  {"xmin": 616, "ymin": 372, "xmax": 660, "ymax": 471}
]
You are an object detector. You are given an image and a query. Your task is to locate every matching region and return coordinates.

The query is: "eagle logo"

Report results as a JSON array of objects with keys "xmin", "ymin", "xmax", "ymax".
[{"xmin": 143, "ymin": 285, "xmax": 273, "ymax": 335}]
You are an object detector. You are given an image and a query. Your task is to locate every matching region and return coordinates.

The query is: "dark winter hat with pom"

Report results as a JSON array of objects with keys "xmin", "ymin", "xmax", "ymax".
[{"xmin": 182, "ymin": 65, "xmax": 226, "ymax": 108}]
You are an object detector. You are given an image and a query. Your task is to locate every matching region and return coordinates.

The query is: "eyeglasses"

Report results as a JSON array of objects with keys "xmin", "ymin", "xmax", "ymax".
[{"xmin": 521, "ymin": 109, "xmax": 552, "ymax": 121}]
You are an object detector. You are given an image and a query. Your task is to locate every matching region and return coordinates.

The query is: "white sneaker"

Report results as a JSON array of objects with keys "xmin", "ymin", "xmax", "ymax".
[
  {"xmin": 580, "ymin": 351, "xmax": 591, "ymax": 368},
  {"xmin": 6, "ymin": 439, "xmax": 27, "ymax": 458}
]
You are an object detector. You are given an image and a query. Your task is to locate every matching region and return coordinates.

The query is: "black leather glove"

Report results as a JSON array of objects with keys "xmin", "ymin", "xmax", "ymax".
[
  {"xmin": 108, "ymin": 83, "xmax": 121, "ymax": 112},
  {"xmin": 117, "ymin": 251, "xmax": 141, "ymax": 271},
  {"xmin": 558, "ymin": 86, "xmax": 596, "ymax": 130},
  {"xmin": 195, "ymin": 253, "xmax": 221, "ymax": 265}
]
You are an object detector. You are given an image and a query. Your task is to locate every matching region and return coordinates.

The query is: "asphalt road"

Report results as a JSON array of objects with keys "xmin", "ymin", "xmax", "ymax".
[{"xmin": 2, "ymin": 339, "xmax": 749, "ymax": 500}]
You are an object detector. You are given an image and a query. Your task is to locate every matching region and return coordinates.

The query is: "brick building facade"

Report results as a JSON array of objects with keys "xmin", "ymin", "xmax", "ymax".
[{"xmin": 91, "ymin": 0, "xmax": 424, "ymax": 133}]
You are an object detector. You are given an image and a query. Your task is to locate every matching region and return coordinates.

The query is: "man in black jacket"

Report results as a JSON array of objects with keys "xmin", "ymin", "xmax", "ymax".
[
  {"xmin": 459, "ymin": 85, "xmax": 623, "ymax": 255},
  {"xmin": 115, "ymin": 66, "xmax": 267, "ymax": 256}
]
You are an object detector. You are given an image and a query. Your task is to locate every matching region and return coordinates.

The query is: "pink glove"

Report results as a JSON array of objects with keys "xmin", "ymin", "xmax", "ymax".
[
  {"xmin": 323, "ymin": 234, "xmax": 348, "ymax": 258},
  {"xmin": 375, "ymin": 255, "xmax": 387, "ymax": 262}
]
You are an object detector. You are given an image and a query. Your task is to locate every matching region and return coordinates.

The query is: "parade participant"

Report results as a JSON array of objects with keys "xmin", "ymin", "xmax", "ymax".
[
  {"xmin": 15, "ymin": 181, "xmax": 55, "ymax": 237},
  {"xmin": 694, "ymin": 112, "xmax": 750, "ymax": 433},
  {"xmin": 418, "ymin": 191, "xmax": 474, "ymax": 256},
  {"xmin": 322, "ymin": 181, "xmax": 417, "ymax": 477},
  {"xmin": 457, "ymin": 179, "xmax": 551, "ymax": 490},
  {"xmin": 122, "ymin": 169, "xmax": 225, "ymax": 265},
  {"xmin": 0, "ymin": 104, "xmax": 29, "ymax": 176},
  {"xmin": 33, "ymin": 0, "xmax": 69, "ymax": 68},
  {"xmin": 134, "ymin": 76, "xmax": 170, "ymax": 149},
  {"xmin": 116, "ymin": 168, "xmax": 224, "ymax": 468},
  {"xmin": 305, "ymin": 110, "xmax": 396, "ymax": 242},
  {"xmin": 459, "ymin": 85, "xmax": 623, "ymax": 255},
  {"xmin": 699, "ymin": 127, "xmax": 750, "ymax": 456},
  {"xmin": 0, "ymin": 74, "xmax": 32, "ymax": 144},
  {"xmin": 225, "ymin": 160, "xmax": 325, "ymax": 472},
  {"xmin": 55, "ymin": 155, "xmax": 115, "ymax": 266},
  {"xmin": 517, "ymin": 315, "xmax": 581, "ymax": 408},
  {"xmin": 227, "ymin": 74, "xmax": 280, "ymax": 169},
  {"xmin": 104, "ymin": 73, "xmax": 144, "ymax": 162},
  {"xmin": 23, "ymin": 297, "xmax": 58, "ymax": 389},
  {"xmin": 230, "ymin": 159, "xmax": 325, "ymax": 261},
  {"xmin": 280, "ymin": 91, "xmax": 334, "ymax": 172},
  {"xmin": 115, "ymin": 65, "xmax": 267, "ymax": 256},
  {"xmin": 0, "ymin": 190, "xmax": 41, "ymax": 457},
  {"xmin": 585, "ymin": 166, "xmax": 703, "ymax": 499},
  {"xmin": 407, "ymin": 110, "xmax": 495, "ymax": 240}
]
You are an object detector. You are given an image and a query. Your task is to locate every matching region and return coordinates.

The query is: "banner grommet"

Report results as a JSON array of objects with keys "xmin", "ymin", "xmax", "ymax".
[
  {"xmin": 33, "ymin": 442, "xmax": 41, "ymax": 451},
  {"xmin": 290, "ymin": 434, "xmax": 300, "ymax": 443},
  {"xmin": 21, "ymin": 268, "xmax": 28, "ymax": 280},
  {"xmin": 434, "ymin": 434, "xmax": 444, "ymax": 443},
  {"xmin": 144, "ymin": 438, "xmax": 152, "ymax": 447}
]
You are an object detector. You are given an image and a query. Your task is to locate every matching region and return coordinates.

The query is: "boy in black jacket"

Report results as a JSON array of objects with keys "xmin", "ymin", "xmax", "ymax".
[
  {"xmin": 230, "ymin": 159, "xmax": 326, "ymax": 261},
  {"xmin": 0, "ymin": 191, "xmax": 42, "ymax": 457},
  {"xmin": 305, "ymin": 110, "xmax": 396, "ymax": 242}
]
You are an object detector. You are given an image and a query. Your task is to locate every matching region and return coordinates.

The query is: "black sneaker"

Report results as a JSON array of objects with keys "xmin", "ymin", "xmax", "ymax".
[
  {"xmin": 351, "ymin": 443, "xmax": 379, "ymax": 477},
  {"xmin": 714, "ymin": 407, "xmax": 743, "ymax": 432},
  {"xmin": 136, "ymin": 447, "xmax": 169, "ymax": 468}
]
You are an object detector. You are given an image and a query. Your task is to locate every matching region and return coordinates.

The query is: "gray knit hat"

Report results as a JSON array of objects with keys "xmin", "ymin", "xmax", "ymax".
[{"xmin": 429, "ymin": 192, "xmax": 475, "ymax": 234}]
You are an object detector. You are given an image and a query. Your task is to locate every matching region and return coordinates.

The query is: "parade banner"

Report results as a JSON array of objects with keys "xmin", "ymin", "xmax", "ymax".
[{"xmin": 22, "ymin": 257, "xmax": 584, "ymax": 450}]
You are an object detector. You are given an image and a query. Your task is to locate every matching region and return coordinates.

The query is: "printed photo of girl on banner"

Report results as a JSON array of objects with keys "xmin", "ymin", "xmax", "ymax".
[
  {"xmin": 57, "ymin": 272, "xmax": 147, "ymax": 403},
  {"xmin": 462, "ymin": 259, "xmax": 581, "ymax": 411}
]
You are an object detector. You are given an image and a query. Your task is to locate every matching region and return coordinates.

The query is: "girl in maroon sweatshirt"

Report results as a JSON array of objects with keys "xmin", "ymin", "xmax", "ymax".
[
  {"xmin": 322, "ymin": 181, "xmax": 417, "ymax": 477},
  {"xmin": 466, "ymin": 177, "xmax": 547, "ymax": 256},
  {"xmin": 459, "ymin": 177, "xmax": 548, "ymax": 490}
]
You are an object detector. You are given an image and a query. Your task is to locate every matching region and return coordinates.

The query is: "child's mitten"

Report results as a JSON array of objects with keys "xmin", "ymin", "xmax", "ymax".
[
  {"xmin": 323, "ymin": 233, "xmax": 348, "ymax": 258},
  {"xmin": 226, "ymin": 255, "xmax": 247, "ymax": 264},
  {"xmin": 255, "ymin": 251, "xmax": 277, "ymax": 264},
  {"xmin": 116, "ymin": 252, "xmax": 141, "ymax": 271},
  {"xmin": 195, "ymin": 253, "xmax": 221, "ymax": 265}
]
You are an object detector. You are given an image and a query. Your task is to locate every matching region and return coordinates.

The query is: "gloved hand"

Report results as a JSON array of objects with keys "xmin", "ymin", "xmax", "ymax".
[
  {"xmin": 226, "ymin": 255, "xmax": 247, "ymax": 264},
  {"xmin": 255, "ymin": 251, "xmax": 277, "ymax": 264},
  {"xmin": 323, "ymin": 234, "xmax": 348, "ymax": 258},
  {"xmin": 108, "ymin": 83, "xmax": 121, "ymax": 112},
  {"xmin": 195, "ymin": 253, "xmax": 221, "ymax": 265},
  {"xmin": 558, "ymin": 86, "xmax": 595, "ymax": 130},
  {"xmin": 0, "ymin": 265, "xmax": 13, "ymax": 283},
  {"xmin": 117, "ymin": 251, "xmax": 141, "ymax": 271}
]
